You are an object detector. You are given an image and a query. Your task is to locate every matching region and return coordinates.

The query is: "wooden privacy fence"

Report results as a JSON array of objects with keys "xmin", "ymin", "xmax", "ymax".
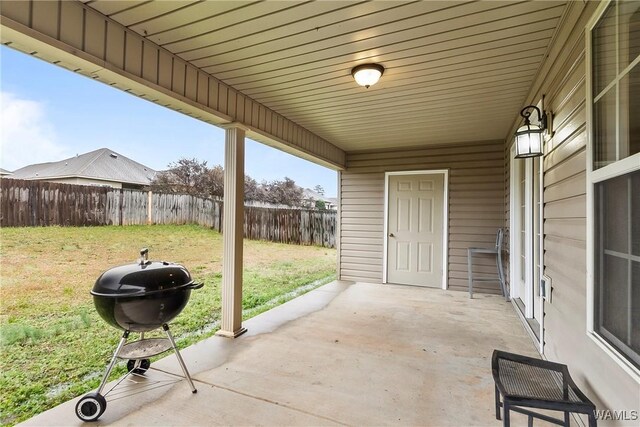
[
  {"xmin": 150, "ymin": 192, "xmax": 223, "ymax": 230},
  {"xmin": 0, "ymin": 178, "xmax": 336, "ymax": 247},
  {"xmin": 244, "ymin": 207, "xmax": 335, "ymax": 248}
]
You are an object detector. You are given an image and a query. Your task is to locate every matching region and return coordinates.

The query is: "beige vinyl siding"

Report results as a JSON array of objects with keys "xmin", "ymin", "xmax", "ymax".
[
  {"xmin": 340, "ymin": 141, "xmax": 505, "ymax": 293},
  {"xmin": 505, "ymin": 0, "xmax": 639, "ymax": 417},
  {"xmin": 340, "ymin": 173, "xmax": 385, "ymax": 282}
]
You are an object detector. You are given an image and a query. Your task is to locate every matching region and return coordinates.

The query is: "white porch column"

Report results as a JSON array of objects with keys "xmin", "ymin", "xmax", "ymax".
[{"xmin": 216, "ymin": 126, "xmax": 247, "ymax": 338}]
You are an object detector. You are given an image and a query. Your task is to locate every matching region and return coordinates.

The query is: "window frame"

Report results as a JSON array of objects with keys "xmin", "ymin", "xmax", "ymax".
[{"xmin": 586, "ymin": 0, "xmax": 640, "ymax": 381}]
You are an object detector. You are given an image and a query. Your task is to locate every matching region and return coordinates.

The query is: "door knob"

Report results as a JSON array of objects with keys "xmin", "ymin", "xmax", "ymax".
[{"xmin": 389, "ymin": 233, "xmax": 395, "ymax": 237}]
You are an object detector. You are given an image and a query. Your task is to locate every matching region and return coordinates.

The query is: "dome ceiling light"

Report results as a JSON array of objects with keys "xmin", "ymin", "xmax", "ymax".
[{"xmin": 351, "ymin": 63, "xmax": 384, "ymax": 88}]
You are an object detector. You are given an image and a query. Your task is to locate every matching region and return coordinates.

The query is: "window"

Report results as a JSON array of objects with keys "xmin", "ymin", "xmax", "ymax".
[
  {"xmin": 589, "ymin": 0, "xmax": 640, "ymax": 371},
  {"xmin": 594, "ymin": 171, "xmax": 640, "ymax": 367}
]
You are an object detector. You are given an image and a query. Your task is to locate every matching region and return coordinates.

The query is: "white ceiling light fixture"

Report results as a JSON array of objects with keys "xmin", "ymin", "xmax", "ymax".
[{"xmin": 351, "ymin": 64, "xmax": 384, "ymax": 88}]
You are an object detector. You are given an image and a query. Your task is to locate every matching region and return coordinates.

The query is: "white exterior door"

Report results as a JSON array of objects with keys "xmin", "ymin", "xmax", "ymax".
[{"xmin": 386, "ymin": 173, "xmax": 445, "ymax": 287}]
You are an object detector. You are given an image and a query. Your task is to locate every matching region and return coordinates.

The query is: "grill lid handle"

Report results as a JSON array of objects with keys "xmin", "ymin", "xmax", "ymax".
[{"xmin": 139, "ymin": 248, "xmax": 150, "ymax": 265}]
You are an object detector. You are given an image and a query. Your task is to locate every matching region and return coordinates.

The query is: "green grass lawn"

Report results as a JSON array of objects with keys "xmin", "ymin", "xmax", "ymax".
[{"xmin": 0, "ymin": 225, "xmax": 336, "ymax": 426}]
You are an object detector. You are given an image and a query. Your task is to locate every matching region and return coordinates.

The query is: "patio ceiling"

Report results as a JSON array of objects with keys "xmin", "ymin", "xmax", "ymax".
[{"xmin": 82, "ymin": 0, "xmax": 569, "ymax": 152}]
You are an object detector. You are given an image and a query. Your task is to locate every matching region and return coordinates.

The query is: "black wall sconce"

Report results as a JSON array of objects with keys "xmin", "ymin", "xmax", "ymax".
[{"xmin": 514, "ymin": 105, "xmax": 548, "ymax": 158}]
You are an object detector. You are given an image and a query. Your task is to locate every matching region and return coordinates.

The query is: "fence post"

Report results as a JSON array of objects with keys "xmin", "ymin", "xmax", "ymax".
[
  {"xmin": 147, "ymin": 190, "xmax": 153, "ymax": 224},
  {"xmin": 118, "ymin": 188, "xmax": 123, "ymax": 226}
]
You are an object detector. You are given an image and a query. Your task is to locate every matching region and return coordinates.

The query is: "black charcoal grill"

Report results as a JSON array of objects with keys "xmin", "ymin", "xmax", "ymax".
[{"xmin": 75, "ymin": 249, "xmax": 202, "ymax": 422}]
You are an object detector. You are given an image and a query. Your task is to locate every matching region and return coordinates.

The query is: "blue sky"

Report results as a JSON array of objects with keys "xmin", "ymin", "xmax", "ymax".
[{"xmin": 0, "ymin": 46, "xmax": 337, "ymax": 196}]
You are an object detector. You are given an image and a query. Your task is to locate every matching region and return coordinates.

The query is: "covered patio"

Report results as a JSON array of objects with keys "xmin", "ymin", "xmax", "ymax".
[
  {"xmin": 21, "ymin": 281, "xmax": 536, "ymax": 426},
  {"xmin": 3, "ymin": 0, "xmax": 638, "ymax": 423}
]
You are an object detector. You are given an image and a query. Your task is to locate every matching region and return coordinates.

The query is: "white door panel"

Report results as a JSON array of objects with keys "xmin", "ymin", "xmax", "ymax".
[{"xmin": 387, "ymin": 174, "xmax": 444, "ymax": 287}]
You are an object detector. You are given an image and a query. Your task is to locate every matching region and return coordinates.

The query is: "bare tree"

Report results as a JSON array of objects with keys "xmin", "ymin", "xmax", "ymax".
[
  {"xmin": 151, "ymin": 158, "xmax": 304, "ymax": 206},
  {"xmin": 265, "ymin": 177, "xmax": 303, "ymax": 206},
  {"xmin": 148, "ymin": 170, "xmax": 176, "ymax": 194},
  {"xmin": 150, "ymin": 158, "xmax": 210, "ymax": 197},
  {"xmin": 244, "ymin": 175, "xmax": 266, "ymax": 202},
  {"xmin": 206, "ymin": 165, "xmax": 224, "ymax": 199}
]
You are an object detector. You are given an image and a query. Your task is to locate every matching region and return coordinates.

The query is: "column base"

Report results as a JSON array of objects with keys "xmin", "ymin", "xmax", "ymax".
[{"xmin": 215, "ymin": 327, "xmax": 247, "ymax": 339}]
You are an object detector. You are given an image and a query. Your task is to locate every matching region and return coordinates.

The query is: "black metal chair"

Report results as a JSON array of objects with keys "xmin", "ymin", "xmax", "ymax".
[
  {"xmin": 492, "ymin": 350, "xmax": 597, "ymax": 427},
  {"xmin": 467, "ymin": 228, "xmax": 508, "ymax": 299}
]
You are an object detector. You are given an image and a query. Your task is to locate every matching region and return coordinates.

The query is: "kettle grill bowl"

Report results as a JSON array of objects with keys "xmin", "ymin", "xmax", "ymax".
[
  {"xmin": 93, "ymin": 289, "xmax": 192, "ymax": 332},
  {"xmin": 91, "ymin": 256, "xmax": 201, "ymax": 332}
]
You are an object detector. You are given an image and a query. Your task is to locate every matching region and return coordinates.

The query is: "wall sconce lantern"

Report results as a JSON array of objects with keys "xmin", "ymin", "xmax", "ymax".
[
  {"xmin": 514, "ymin": 105, "xmax": 547, "ymax": 158},
  {"xmin": 351, "ymin": 63, "xmax": 384, "ymax": 88}
]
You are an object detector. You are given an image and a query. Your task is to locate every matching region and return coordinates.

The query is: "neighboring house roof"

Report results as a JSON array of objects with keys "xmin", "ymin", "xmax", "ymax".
[
  {"xmin": 302, "ymin": 188, "xmax": 326, "ymax": 201},
  {"xmin": 11, "ymin": 148, "xmax": 156, "ymax": 186},
  {"xmin": 0, "ymin": 168, "xmax": 13, "ymax": 176},
  {"xmin": 302, "ymin": 188, "xmax": 336, "ymax": 207}
]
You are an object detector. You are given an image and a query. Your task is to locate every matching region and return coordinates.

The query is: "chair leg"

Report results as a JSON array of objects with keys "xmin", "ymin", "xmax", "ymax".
[
  {"xmin": 496, "ymin": 250, "xmax": 509, "ymax": 301},
  {"xmin": 495, "ymin": 385, "xmax": 501, "ymax": 420},
  {"xmin": 503, "ymin": 403, "xmax": 511, "ymax": 427},
  {"xmin": 467, "ymin": 249, "xmax": 473, "ymax": 299}
]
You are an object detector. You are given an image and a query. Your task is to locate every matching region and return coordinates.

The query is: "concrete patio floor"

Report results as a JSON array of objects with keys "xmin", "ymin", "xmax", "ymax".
[{"xmin": 21, "ymin": 281, "xmax": 540, "ymax": 426}]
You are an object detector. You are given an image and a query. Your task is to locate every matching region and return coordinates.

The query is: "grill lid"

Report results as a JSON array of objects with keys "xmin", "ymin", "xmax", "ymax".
[{"xmin": 91, "ymin": 248, "xmax": 194, "ymax": 297}]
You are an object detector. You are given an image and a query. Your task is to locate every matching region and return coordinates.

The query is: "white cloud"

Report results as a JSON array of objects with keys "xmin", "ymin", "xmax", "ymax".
[{"xmin": 0, "ymin": 91, "xmax": 69, "ymax": 171}]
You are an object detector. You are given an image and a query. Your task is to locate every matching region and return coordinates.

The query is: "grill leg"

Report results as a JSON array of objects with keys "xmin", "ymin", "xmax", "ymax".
[
  {"xmin": 97, "ymin": 330, "xmax": 129, "ymax": 395},
  {"xmin": 163, "ymin": 324, "xmax": 197, "ymax": 393}
]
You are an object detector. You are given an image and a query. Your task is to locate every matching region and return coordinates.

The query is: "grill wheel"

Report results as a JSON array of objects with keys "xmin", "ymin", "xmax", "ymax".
[
  {"xmin": 75, "ymin": 392, "xmax": 107, "ymax": 422},
  {"xmin": 127, "ymin": 358, "xmax": 151, "ymax": 374}
]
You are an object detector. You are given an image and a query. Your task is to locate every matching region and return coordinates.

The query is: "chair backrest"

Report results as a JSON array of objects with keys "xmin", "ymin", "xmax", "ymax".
[{"xmin": 495, "ymin": 228, "xmax": 504, "ymax": 251}]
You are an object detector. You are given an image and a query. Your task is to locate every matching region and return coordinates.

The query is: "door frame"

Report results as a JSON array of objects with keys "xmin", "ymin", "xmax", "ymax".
[
  {"xmin": 509, "ymin": 145, "xmax": 545, "ymax": 354},
  {"xmin": 509, "ymin": 151, "xmax": 534, "ymax": 312},
  {"xmin": 383, "ymin": 170, "xmax": 449, "ymax": 289}
]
